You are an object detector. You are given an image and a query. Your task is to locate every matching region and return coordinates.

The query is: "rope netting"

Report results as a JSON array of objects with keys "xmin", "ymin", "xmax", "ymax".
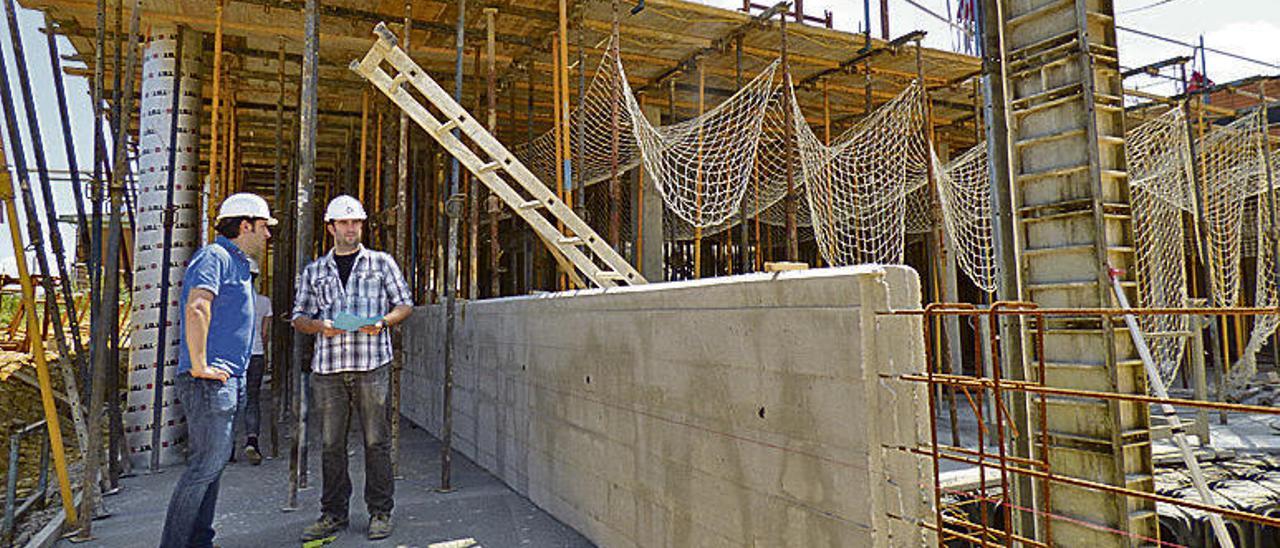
[
  {"xmin": 620, "ymin": 59, "xmax": 780, "ymax": 230},
  {"xmin": 793, "ymin": 82, "xmax": 930, "ymax": 266},
  {"xmin": 934, "ymin": 144, "xmax": 998, "ymax": 293},
  {"xmin": 1126, "ymin": 107, "xmax": 1196, "ymax": 385},
  {"xmin": 1199, "ymin": 111, "xmax": 1265, "ymax": 308},
  {"xmin": 1223, "ymin": 110, "xmax": 1277, "ymax": 394}
]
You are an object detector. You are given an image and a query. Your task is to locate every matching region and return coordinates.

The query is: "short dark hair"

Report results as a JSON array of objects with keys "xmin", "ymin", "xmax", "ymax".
[{"xmin": 215, "ymin": 216, "xmax": 253, "ymax": 239}]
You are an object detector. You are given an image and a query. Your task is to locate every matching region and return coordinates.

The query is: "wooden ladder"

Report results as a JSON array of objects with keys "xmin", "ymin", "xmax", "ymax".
[{"xmin": 350, "ymin": 22, "xmax": 645, "ymax": 289}]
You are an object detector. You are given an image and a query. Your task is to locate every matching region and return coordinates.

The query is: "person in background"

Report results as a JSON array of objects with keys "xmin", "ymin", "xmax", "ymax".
[
  {"xmin": 292, "ymin": 195, "xmax": 414, "ymax": 542},
  {"xmin": 160, "ymin": 193, "xmax": 275, "ymax": 548},
  {"xmin": 242, "ymin": 259, "xmax": 271, "ymax": 465}
]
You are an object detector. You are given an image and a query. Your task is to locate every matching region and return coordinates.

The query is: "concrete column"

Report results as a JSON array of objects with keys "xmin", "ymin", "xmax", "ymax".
[
  {"xmin": 125, "ymin": 26, "xmax": 203, "ymax": 468},
  {"xmin": 638, "ymin": 102, "xmax": 664, "ymax": 281}
]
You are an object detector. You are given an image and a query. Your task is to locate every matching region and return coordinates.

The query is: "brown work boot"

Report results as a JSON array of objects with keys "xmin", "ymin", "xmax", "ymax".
[
  {"xmin": 368, "ymin": 513, "xmax": 392, "ymax": 540},
  {"xmin": 301, "ymin": 513, "xmax": 348, "ymax": 541}
]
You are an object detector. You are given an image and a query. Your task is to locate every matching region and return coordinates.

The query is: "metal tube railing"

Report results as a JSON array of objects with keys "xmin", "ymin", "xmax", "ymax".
[
  {"xmin": 894, "ymin": 302, "xmax": 1280, "ymax": 546},
  {"xmin": 3, "ymin": 419, "xmax": 50, "ymax": 543}
]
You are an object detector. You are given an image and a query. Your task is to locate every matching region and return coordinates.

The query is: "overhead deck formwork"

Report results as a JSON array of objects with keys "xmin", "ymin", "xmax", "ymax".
[{"xmin": 29, "ymin": 0, "xmax": 986, "ymax": 200}]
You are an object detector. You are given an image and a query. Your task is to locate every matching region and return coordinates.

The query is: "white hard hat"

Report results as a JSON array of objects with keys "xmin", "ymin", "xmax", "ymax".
[
  {"xmin": 217, "ymin": 193, "xmax": 278, "ymax": 226},
  {"xmin": 324, "ymin": 195, "xmax": 368, "ymax": 222}
]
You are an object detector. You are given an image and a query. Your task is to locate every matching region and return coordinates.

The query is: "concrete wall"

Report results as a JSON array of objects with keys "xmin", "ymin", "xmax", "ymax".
[{"xmin": 401, "ymin": 266, "xmax": 934, "ymax": 547}]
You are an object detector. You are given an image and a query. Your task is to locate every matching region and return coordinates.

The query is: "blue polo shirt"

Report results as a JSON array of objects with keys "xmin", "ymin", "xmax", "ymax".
[{"xmin": 176, "ymin": 236, "xmax": 256, "ymax": 378}]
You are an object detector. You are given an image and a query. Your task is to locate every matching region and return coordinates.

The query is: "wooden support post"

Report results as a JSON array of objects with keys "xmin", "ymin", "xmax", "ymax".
[
  {"xmin": 208, "ymin": 0, "xmax": 226, "ymax": 239},
  {"xmin": 552, "ymin": 36, "xmax": 566, "ymax": 290},
  {"xmin": 609, "ymin": 0, "xmax": 622, "ymax": 249},
  {"xmin": 485, "ymin": 8, "xmax": 501, "ymax": 297},
  {"xmin": 359, "ymin": 89, "xmax": 369, "ymax": 202},
  {"xmin": 375, "ymin": 106, "xmax": 383, "ymax": 212},
  {"xmin": 558, "ymin": 0, "xmax": 572, "ymax": 264},
  {"xmin": 780, "ymin": 12, "xmax": 798, "ymax": 262},
  {"xmin": 735, "ymin": 35, "xmax": 750, "ymax": 273},
  {"xmin": 694, "ymin": 60, "xmax": 704, "ymax": 279},
  {"xmin": 468, "ymin": 46, "xmax": 481, "ymax": 299}
]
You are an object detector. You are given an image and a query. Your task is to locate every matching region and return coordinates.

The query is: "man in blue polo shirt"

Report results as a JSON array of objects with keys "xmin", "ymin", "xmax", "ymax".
[{"xmin": 160, "ymin": 193, "xmax": 276, "ymax": 548}]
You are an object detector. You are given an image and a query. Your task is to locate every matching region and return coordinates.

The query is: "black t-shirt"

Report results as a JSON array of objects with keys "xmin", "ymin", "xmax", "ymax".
[{"xmin": 334, "ymin": 251, "xmax": 357, "ymax": 287}]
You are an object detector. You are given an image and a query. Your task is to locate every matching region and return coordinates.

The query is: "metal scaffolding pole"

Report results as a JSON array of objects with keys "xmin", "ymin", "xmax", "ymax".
[
  {"xmin": 440, "ymin": 0, "xmax": 466, "ymax": 492},
  {"xmin": 148, "ymin": 24, "xmax": 186, "ymax": 473},
  {"xmin": 0, "ymin": 0, "xmax": 89, "ymax": 465},
  {"xmin": 269, "ymin": 34, "xmax": 291, "ymax": 461},
  {"xmin": 285, "ymin": 0, "xmax": 319, "ymax": 512},
  {"xmin": 106, "ymin": 0, "xmax": 140, "ymax": 489},
  {"xmin": 43, "ymin": 17, "xmax": 91, "ymax": 277},
  {"xmin": 0, "ymin": 122, "xmax": 78, "ymax": 533},
  {"xmin": 390, "ymin": 0, "xmax": 412, "ymax": 479}
]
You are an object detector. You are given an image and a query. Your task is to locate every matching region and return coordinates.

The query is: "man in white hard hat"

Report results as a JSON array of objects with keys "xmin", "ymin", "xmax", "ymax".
[
  {"xmin": 161, "ymin": 193, "xmax": 276, "ymax": 548},
  {"xmin": 292, "ymin": 194, "xmax": 413, "ymax": 541}
]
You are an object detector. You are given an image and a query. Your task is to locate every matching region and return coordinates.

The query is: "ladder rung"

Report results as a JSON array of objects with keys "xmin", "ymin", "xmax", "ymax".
[
  {"xmin": 558, "ymin": 236, "xmax": 584, "ymax": 246},
  {"xmin": 389, "ymin": 73, "xmax": 409, "ymax": 93},
  {"xmin": 598, "ymin": 272, "xmax": 626, "ymax": 281},
  {"xmin": 518, "ymin": 199, "xmax": 543, "ymax": 210},
  {"xmin": 436, "ymin": 119, "xmax": 459, "ymax": 134},
  {"xmin": 478, "ymin": 161, "xmax": 502, "ymax": 173}
]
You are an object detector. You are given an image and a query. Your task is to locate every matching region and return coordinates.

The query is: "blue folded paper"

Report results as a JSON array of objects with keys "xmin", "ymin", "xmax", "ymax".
[{"xmin": 333, "ymin": 312, "xmax": 382, "ymax": 332}]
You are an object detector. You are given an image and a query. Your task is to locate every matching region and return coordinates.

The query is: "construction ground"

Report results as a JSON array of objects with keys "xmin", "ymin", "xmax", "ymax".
[{"xmin": 1, "ymin": 0, "xmax": 1279, "ymax": 546}]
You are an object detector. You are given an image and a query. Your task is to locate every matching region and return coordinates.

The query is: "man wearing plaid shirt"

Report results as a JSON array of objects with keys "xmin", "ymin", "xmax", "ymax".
[{"xmin": 291, "ymin": 195, "xmax": 414, "ymax": 541}]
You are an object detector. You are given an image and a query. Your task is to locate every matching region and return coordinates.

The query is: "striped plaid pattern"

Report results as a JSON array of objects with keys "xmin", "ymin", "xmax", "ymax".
[{"xmin": 292, "ymin": 246, "xmax": 413, "ymax": 374}]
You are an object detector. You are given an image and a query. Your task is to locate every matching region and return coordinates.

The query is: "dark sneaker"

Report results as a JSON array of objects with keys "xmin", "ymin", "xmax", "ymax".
[
  {"xmin": 301, "ymin": 514, "xmax": 348, "ymax": 541},
  {"xmin": 244, "ymin": 444, "xmax": 262, "ymax": 466},
  {"xmin": 368, "ymin": 513, "xmax": 392, "ymax": 540}
]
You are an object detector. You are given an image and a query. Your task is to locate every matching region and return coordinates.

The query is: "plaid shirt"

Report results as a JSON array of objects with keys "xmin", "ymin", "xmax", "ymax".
[{"xmin": 292, "ymin": 245, "xmax": 413, "ymax": 374}]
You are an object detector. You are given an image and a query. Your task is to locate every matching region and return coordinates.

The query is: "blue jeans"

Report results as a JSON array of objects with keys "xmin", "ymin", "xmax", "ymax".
[
  {"xmin": 160, "ymin": 373, "xmax": 243, "ymax": 548},
  {"xmin": 243, "ymin": 355, "xmax": 265, "ymax": 442},
  {"xmin": 313, "ymin": 364, "xmax": 394, "ymax": 519}
]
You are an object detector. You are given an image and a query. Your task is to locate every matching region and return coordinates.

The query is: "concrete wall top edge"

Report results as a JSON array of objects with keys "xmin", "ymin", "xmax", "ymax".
[{"xmin": 443, "ymin": 264, "xmax": 922, "ymax": 307}]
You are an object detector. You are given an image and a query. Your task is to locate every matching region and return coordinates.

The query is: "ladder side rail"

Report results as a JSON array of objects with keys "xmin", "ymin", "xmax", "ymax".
[
  {"xmin": 352, "ymin": 45, "xmax": 615, "ymax": 288},
  {"xmin": 364, "ymin": 30, "xmax": 646, "ymax": 286}
]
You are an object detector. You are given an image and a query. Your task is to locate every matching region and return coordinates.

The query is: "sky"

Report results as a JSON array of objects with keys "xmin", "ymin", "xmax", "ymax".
[
  {"xmin": 0, "ymin": 0, "xmax": 1277, "ymax": 276},
  {"xmin": 0, "ymin": 4, "xmax": 94, "ymax": 279}
]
